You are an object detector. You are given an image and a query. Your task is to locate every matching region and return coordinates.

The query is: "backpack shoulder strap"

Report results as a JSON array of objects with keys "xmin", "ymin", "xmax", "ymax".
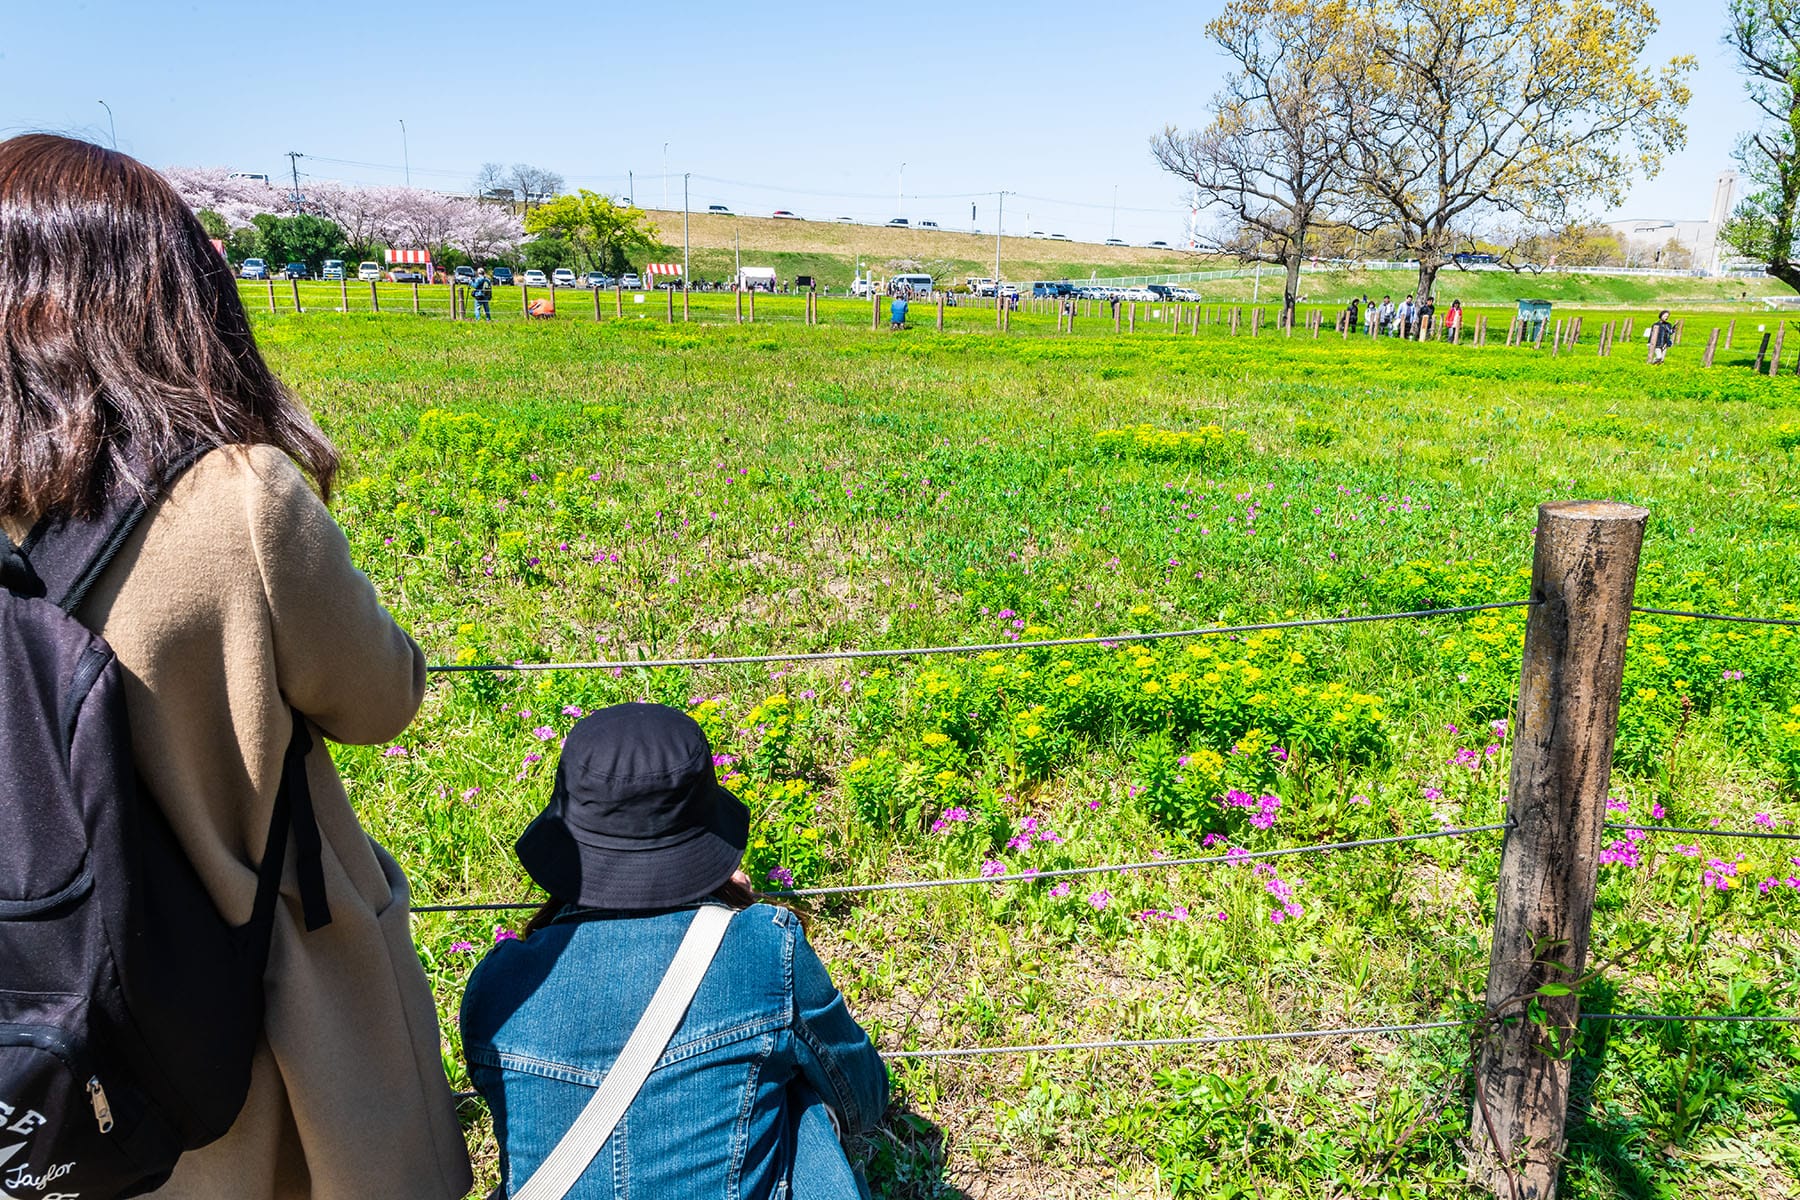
[
  {"xmin": 509, "ymin": 905, "xmax": 735, "ymax": 1200},
  {"xmin": 21, "ymin": 445, "xmax": 214, "ymax": 615}
]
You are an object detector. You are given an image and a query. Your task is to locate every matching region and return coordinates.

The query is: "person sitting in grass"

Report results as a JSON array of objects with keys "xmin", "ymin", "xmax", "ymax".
[
  {"xmin": 890, "ymin": 293, "xmax": 909, "ymax": 329},
  {"xmin": 462, "ymin": 703, "xmax": 889, "ymax": 1199}
]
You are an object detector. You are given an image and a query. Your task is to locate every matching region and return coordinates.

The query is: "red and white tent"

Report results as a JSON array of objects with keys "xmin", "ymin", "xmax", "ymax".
[
  {"xmin": 644, "ymin": 263, "xmax": 682, "ymax": 278},
  {"xmin": 386, "ymin": 248, "xmax": 432, "ymax": 264}
]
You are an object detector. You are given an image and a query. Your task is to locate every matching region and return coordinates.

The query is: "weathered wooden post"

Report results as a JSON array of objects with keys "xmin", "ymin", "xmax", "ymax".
[
  {"xmin": 1755, "ymin": 330, "xmax": 1772, "ymax": 373},
  {"xmin": 1128, "ymin": 301, "xmax": 1136, "ymax": 333},
  {"xmin": 593, "ymin": 286, "xmax": 602, "ymax": 322},
  {"xmin": 521, "ymin": 284, "xmax": 531, "ymax": 318},
  {"xmin": 1674, "ymin": 318, "xmax": 1684, "ymax": 345},
  {"xmin": 412, "ymin": 282, "xmax": 421, "ymax": 315},
  {"xmin": 615, "ymin": 284, "xmax": 624, "ymax": 317},
  {"xmin": 1551, "ymin": 319, "xmax": 1564, "ymax": 357},
  {"xmin": 370, "ymin": 281, "xmax": 380, "ymax": 313},
  {"xmin": 266, "ymin": 278, "xmax": 277, "ymax": 313},
  {"xmin": 290, "ymin": 277, "xmax": 303, "ymax": 314},
  {"xmin": 1533, "ymin": 320, "xmax": 1547, "ymax": 351},
  {"xmin": 871, "ymin": 291, "xmax": 879, "ymax": 330},
  {"xmin": 1470, "ymin": 500, "xmax": 1648, "ymax": 1200},
  {"xmin": 1771, "ymin": 323, "xmax": 1785, "ymax": 376},
  {"xmin": 666, "ymin": 285, "xmax": 675, "ymax": 323},
  {"xmin": 735, "ymin": 287, "xmax": 744, "ymax": 324},
  {"xmin": 748, "ymin": 287, "xmax": 757, "ymax": 323},
  {"xmin": 338, "ymin": 275, "xmax": 348, "ymax": 312},
  {"xmin": 1252, "ymin": 307, "xmax": 1262, "ymax": 337},
  {"xmin": 1725, "ymin": 318, "xmax": 1735, "ymax": 349},
  {"xmin": 1621, "ymin": 316, "xmax": 1635, "ymax": 341},
  {"xmin": 1703, "ymin": 326, "xmax": 1720, "ymax": 367}
]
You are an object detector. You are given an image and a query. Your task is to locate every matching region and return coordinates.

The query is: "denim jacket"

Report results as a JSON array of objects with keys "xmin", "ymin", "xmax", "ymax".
[{"xmin": 461, "ymin": 901, "xmax": 889, "ymax": 1199}]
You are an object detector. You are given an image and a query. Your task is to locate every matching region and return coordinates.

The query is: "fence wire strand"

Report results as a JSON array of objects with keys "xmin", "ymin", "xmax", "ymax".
[
  {"xmin": 1630, "ymin": 606, "xmax": 1800, "ymax": 628},
  {"xmin": 411, "ymin": 824, "xmax": 1509, "ymax": 914},
  {"xmin": 426, "ymin": 601, "xmax": 1534, "ymax": 675},
  {"xmin": 1604, "ymin": 822, "xmax": 1800, "ymax": 842}
]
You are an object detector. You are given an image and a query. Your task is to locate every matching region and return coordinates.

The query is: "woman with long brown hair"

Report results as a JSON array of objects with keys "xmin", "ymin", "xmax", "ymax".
[{"xmin": 0, "ymin": 134, "xmax": 472, "ymax": 1198}]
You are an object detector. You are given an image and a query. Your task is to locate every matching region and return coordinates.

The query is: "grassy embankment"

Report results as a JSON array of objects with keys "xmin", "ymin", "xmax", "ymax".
[{"xmin": 253, "ymin": 306, "xmax": 1800, "ymax": 1199}]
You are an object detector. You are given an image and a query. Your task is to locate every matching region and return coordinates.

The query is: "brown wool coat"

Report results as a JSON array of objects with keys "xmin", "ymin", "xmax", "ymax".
[{"xmin": 4, "ymin": 446, "xmax": 473, "ymax": 1200}]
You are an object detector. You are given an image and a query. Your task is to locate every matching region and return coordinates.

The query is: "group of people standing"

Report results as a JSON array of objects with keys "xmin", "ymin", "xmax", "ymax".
[{"xmin": 1346, "ymin": 293, "xmax": 1464, "ymax": 341}]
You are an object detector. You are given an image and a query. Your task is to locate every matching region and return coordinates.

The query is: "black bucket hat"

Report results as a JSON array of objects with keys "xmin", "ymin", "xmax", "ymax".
[{"xmin": 515, "ymin": 703, "xmax": 749, "ymax": 909}]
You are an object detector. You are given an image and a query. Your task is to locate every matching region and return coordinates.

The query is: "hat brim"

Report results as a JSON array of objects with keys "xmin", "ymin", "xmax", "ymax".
[{"xmin": 515, "ymin": 783, "xmax": 750, "ymax": 910}]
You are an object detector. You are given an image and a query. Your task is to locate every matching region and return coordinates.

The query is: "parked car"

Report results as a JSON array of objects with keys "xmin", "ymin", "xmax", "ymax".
[
  {"xmin": 887, "ymin": 217, "xmax": 909, "ymax": 227},
  {"xmin": 1146, "ymin": 284, "xmax": 1177, "ymax": 300},
  {"xmin": 889, "ymin": 272, "xmax": 934, "ymax": 297},
  {"xmin": 239, "ymin": 257, "xmax": 269, "ymax": 279},
  {"xmin": 1049, "ymin": 233, "xmax": 1069, "ymax": 241},
  {"xmin": 620, "ymin": 272, "xmax": 642, "ymax": 289},
  {"xmin": 707, "ymin": 204, "xmax": 732, "ymax": 215},
  {"xmin": 491, "ymin": 266, "xmax": 515, "ymax": 285},
  {"xmin": 282, "ymin": 261, "xmax": 308, "ymax": 280},
  {"xmin": 1148, "ymin": 240, "xmax": 1170, "ymax": 248},
  {"xmin": 850, "ymin": 277, "xmax": 881, "ymax": 298},
  {"xmin": 918, "ymin": 220, "xmax": 940, "ymax": 230},
  {"xmin": 1171, "ymin": 287, "xmax": 1201, "ymax": 302},
  {"xmin": 522, "ymin": 269, "xmax": 549, "ymax": 287},
  {"xmin": 356, "ymin": 261, "xmax": 381, "ymax": 281},
  {"xmin": 1122, "ymin": 286, "xmax": 1157, "ymax": 302},
  {"xmin": 453, "ymin": 265, "xmax": 477, "ymax": 284},
  {"xmin": 1104, "ymin": 238, "xmax": 1127, "ymax": 247},
  {"xmin": 581, "ymin": 271, "xmax": 612, "ymax": 288},
  {"xmin": 1028, "ymin": 230, "xmax": 1046, "ymax": 239},
  {"xmin": 997, "ymin": 283, "xmax": 1021, "ymax": 300},
  {"xmin": 835, "ymin": 216, "xmax": 854, "ymax": 223},
  {"xmin": 551, "ymin": 268, "xmax": 577, "ymax": 288},
  {"xmin": 321, "ymin": 259, "xmax": 346, "ymax": 280},
  {"xmin": 389, "ymin": 269, "xmax": 425, "ymax": 284},
  {"xmin": 771, "ymin": 209, "xmax": 801, "ymax": 220}
]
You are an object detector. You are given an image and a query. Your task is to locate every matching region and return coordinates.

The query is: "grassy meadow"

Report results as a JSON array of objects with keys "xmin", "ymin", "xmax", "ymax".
[{"xmin": 252, "ymin": 297, "xmax": 1800, "ymax": 1198}]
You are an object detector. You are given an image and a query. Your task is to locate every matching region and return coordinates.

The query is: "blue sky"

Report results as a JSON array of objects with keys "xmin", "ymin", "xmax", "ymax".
[{"xmin": 0, "ymin": 1, "xmax": 1754, "ymax": 244}]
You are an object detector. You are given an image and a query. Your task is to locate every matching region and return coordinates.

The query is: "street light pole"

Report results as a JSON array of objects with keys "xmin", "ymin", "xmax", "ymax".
[
  {"xmin": 398, "ymin": 119, "xmax": 410, "ymax": 186},
  {"xmin": 663, "ymin": 143, "xmax": 669, "ymax": 210},
  {"xmin": 995, "ymin": 191, "xmax": 1006, "ymax": 283},
  {"xmin": 96, "ymin": 100, "xmax": 116, "ymax": 149},
  {"xmin": 683, "ymin": 173, "xmax": 691, "ymax": 287}
]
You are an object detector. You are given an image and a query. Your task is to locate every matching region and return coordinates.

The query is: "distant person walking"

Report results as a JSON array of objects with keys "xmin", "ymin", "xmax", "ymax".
[
  {"xmin": 1649, "ymin": 309, "xmax": 1676, "ymax": 363},
  {"xmin": 1445, "ymin": 299, "xmax": 1464, "ymax": 342},
  {"xmin": 1346, "ymin": 295, "xmax": 1361, "ymax": 332},
  {"xmin": 470, "ymin": 267, "xmax": 493, "ymax": 321}
]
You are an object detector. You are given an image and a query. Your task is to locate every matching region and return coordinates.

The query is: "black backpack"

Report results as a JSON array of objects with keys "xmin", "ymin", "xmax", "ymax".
[{"xmin": 0, "ymin": 454, "xmax": 331, "ymax": 1199}]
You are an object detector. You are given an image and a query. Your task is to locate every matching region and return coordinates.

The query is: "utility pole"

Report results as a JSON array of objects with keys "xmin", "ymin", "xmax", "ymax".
[
  {"xmin": 898, "ymin": 161, "xmax": 905, "ymax": 217},
  {"xmin": 663, "ymin": 143, "xmax": 669, "ymax": 210},
  {"xmin": 286, "ymin": 151, "xmax": 304, "ymax": 213},
  {"xmin": 734, "ymin": 229, "xmax": 741, "ymax": 285},
  {"xmin": 683, "ymin": 173, "xmax": 691, "ymax": 287},
  {"xmin": 398, "ymin": 119, "xmax": 410, "ymax": 186},
  {"xmin": 96, "ymin": 100, "xmax": 116, "ymax": 149},
  {"xmin": 995, "ymin": 191, "xmax": 1006, "ymax": 284},
  {"xmin": 628, "ymin": 170, "xmax": 634, "ymax": 205}
]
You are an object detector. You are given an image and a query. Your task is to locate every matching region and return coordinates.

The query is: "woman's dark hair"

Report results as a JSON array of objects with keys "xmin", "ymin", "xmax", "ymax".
[
  {"xmin": 0, "ymin": 134, "xmax": 338, "ymax": 520},
  {"xmin": 523, "ymin": 874, "xmax": 776, "ymax": 939}
]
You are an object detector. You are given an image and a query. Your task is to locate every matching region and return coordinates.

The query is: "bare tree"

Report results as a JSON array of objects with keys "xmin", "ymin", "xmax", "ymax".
[
  {"xmin": 1342, "ymin": 0, "xmax": 1693, "ymax": 304},
  {"xmin": 1721, "ymin": 0, "xmax": 1800, "ymax": 290},
  {"xmin": 1152, "ymin": 0, "xmax": 1353, "ymax": 321},
  {"xmin": 470, "ymin": 162, "xmax": 565, "ymax": 212}
]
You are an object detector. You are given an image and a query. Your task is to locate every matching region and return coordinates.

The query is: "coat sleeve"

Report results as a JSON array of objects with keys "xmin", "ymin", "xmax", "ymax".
[
  {"xmin": 241, "ymin": 446, "xmax": 426, "ymax": 745},
  {"xmin": 790, "ymin": 923, "xmax": 889, "ymax": 1135}
]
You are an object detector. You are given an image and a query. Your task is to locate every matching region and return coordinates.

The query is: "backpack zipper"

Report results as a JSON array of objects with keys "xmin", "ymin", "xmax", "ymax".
[
  {"xmin": 0, "ymin": 1024, "xmax": 114, "ymax": 1134},
  {"xmin": 87, "ymin": 1077, "xmax": 115, "ymax": 1133}
]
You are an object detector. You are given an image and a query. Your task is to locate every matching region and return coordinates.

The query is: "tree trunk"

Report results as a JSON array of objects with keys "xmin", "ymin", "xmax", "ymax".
[
  {"xmin": 1283, "ymin": 254, "xmax": 1302, "ymax": 323},
  {"xmin": 1417, "ymin": 260, "xmax": 1442, "ymax": 308},
  {"xmin": 1768, "ymin": 261, "xmax": 1800, "ymax": 293}
]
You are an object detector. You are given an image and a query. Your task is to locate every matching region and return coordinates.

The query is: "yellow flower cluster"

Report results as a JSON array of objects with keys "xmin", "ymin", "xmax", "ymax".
[{"xmin": 1092, "ymin": 424, "xmax": 1247, "ymax": 461}]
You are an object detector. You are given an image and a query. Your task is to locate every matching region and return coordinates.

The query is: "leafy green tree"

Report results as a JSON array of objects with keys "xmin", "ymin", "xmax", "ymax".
[
  {"xmin": 250, "ymin": 213, "xmax": 348, "ymax": 274},
  {"xmin": 224, "ymin": 225, "xmax": 264, "ymax": 264},
  {"xmin": 195, "ymin": 209, "xmax": 229, "ymax": 240},
  {"xmin": 1722, "ymin": 0, "xmax": 1800, "ymax": 289},
  {"xmin": 520, "ymin": 234, "xmax": 573, "ymax": 273},
  {"xmin": 523, "ymin": 191, "xmax": 657, "ymax": 273}
]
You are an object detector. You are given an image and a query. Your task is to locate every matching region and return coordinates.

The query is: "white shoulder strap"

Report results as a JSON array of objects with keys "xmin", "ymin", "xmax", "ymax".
[{"xmin": 509, "ymin": 904, "xmax": 735, "ymax": 1200}]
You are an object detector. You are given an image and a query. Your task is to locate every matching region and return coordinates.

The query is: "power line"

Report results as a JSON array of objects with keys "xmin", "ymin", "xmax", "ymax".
[{"xmin": 426, "ymin": 601, "xmax": 1534, "ymax": 675}]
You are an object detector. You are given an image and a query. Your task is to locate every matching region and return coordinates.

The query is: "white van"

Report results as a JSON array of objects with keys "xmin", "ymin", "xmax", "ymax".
[{"xmin": 889, "ymin": 273, "xmax": 933, "ymax": 297}]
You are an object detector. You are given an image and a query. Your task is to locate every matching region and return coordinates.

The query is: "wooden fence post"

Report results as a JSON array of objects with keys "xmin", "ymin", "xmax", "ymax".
[
  {"xmin": 1470, "ymin": 500, "xmax": 1648, "ymax": 1200},
  {"xmin": 521, "ymin": 284, "xmax": 531, "ymax": 318},
  {"xmin": 1551, "ymin": 319, "xmax": 1563, "ymax": 357},
  {"xmin": 1755, "ymin": 330, "xmax": 1772, "ymax": 373},
  {"xmin": 736, "ymin": 288, "xmax": 744, "ymax": 324},
  {"xmin": 370, "ymin": 281, "xmax": 380, "ymax": 313},
  {"xmin": 1252, "ymin": 307, "xmax": 1261, "ymax": 337},
  {"xmin": 1621, "ymin": 316, "xmax": 1634, "ymax": 342},
  {"xmin": 338, "ymin": 276, "xmax": 348, "ymax": 312},
  {"xmin": 291, "ymin": 277, "xmax": 303, "ymax": 314},
  {"xmin": 266, "ymin": 279, "xmax": 276, "ymax": 313},
  {"xmin": 1771, "ymin": 323, "xmax": 1785, "ymax": 376},
  {"xmin": 1703, "ymin": 326, "xmax": 1720, "ymax": 367},
  {"xmin": 412, "ymin": 282, "xmax": 421, "ymax": 315},
  {"xmin": 1533, "ymin": 321, "xmax": 1547, "ymax": 351},
  {"xmin": 872, "ymin": 291, "xmax": 880, "ymax": 330},
  {"xmin": 1674, "ymin": 318, "xmax": 1684, "ymax": 345},
  {"xmin": 748, "ymin": 288, "xmax": 757, "ymax": 323},
  {"xmin": 616, "ymin": 285, "xmax": 624, "ymax": 317},
  {"xmin": 1725, "ymin": 318, "xmax": 1735, "ymax": 349},
  {"xmin": 937, "ymin": 291, "xmax": 945, "ymax": 331},
  {"xmin": 666, "ymin": 285, "xmax": 675, "ymax": 323},
  {"xmin": 1128, "ymin": 301, "xmax": 1136, "ymax": 333},
  {"xmin": 594, "ymin": 286, "xmax": 603, "ymax": 322}
]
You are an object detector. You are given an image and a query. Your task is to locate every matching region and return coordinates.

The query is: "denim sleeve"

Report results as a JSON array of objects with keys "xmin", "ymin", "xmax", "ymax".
[{"xmin": 790, "ymin": 922, "xmax": 889, "ymax": 1134}]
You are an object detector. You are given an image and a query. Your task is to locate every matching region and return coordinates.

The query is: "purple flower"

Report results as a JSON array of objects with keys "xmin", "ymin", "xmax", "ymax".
[
  {"xmin": 460, "ymin": 786, "xmax": 481, "ymax": 801},
  {"xmin": 980, "ymin": 859, "xmax": 1006, "ymax": 878},
  {"xmin": 531, "ymin": 726, "xmax": 557, "ymax": 741},
  {"xmin": 1048, "ymin": 882, "xmax": 1071, "ymax": 898},
  {"xmin": 1651, "ymin": 802, "xmax": 1666, "ymax": 820},
  {"xmin": 1753, "ymin": 813, "xmax": 1776, "ymax": 829},
  {"xmin": 1423, "ymin": 786, "xmax": 1443, "ymax": 801},
  {"xmin": 767, "ymin": 866, "xmax": 795, "ymax": 888},
  {"xmin": 561, "ymin": 705, "xmax": 584, "ymax": 717},
  {"xmin": 383, "ymin": 745, "xmax": 409, "ymax": 758},
  {"xmin": 449, "ymin": 940, "xmax": 476, "ymax": 954},
  {"xmin": 1087, "ymin": 889, "xmax": 1111, "ymax": 910},
  {"xmin": 493, "ymin": 926, "xmax": 520, "ymax": 943}
]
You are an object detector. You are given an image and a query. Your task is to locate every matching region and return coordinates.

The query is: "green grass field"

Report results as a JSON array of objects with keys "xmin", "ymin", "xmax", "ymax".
[{"xmin": 252, "ymin": 298, "xmax": 1800, "ymax": 1198}]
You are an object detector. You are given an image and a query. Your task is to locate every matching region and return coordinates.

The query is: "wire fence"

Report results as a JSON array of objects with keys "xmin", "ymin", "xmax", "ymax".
[
  {"xmin": 1604, "ymin": 822, "xmax": 1800, "ymax": 842},
  {"xmin": 426, "ymin": 601, "xmax": 1535, "ymax": 675},
  {"xmin": 1630, "ymin": 605, "xmax": 1800, "ymax": 629}
]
